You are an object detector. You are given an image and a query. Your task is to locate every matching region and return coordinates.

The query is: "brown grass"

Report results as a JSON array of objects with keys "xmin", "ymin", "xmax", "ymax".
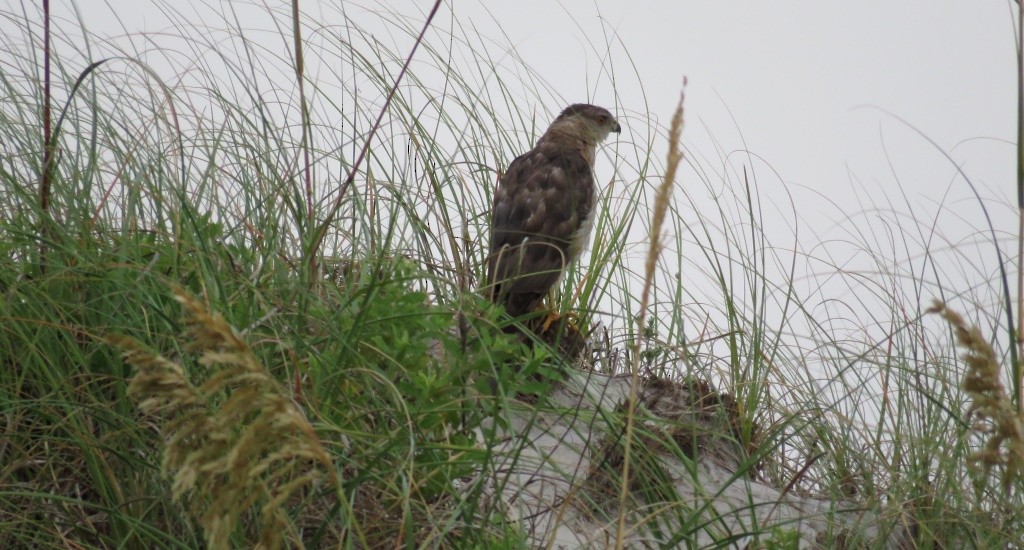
[
  {"xmin": 616, "ymin": 87, "xmax": 687, "ymax": 547},
  {"xmin": 930, "ymin": 300, "xmax": 1024, "ymax": 493},
  {"xmin": 109, "ymin": 285, "xmax": 336, "ymax": 549}
]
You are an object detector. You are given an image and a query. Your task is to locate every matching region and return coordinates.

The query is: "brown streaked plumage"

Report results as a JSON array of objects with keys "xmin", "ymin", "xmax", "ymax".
[{"xmin": 486, "ymin": 103, "xmax": 621, "ymax": 319}]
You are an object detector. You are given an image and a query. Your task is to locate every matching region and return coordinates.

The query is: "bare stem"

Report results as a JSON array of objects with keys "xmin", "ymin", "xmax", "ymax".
[
  {"xmin": 1016, "ymin": 0, "xmax": 1023, "ymax": 414},
  {"xmin": 291, "ymin": 0, "xmax": 316, "ymax": 284},
  {"xmin": 39, "ymin": 0, "xmax": 53, "ymax": 273},
  {"xmin": 307, "ymin": 0, "xmax": 444, "ymax": 275}
]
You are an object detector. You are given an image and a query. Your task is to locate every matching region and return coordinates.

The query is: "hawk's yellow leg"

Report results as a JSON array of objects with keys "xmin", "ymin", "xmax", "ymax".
[
  {"xmin": 540, "ymin": 310, "xmax": 580, "ymax": 333},
  {"xmin": 536, "ymin": 268, "xmax": 593, "ymax": 331},
  {"xmin": 538, "ymin": 281, "xmax": 584, "ymax": 333}
]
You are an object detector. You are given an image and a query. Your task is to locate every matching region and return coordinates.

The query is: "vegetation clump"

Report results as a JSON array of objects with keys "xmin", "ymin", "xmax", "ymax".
[{"xmin": 1, "ymin": 1, "xmax": 1022, "ymax": 547}]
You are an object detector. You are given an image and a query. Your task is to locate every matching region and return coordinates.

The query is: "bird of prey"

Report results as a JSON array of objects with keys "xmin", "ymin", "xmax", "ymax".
[{"xmin": 486, "ymin": 103, "xmax": 621, "ymax": 324}]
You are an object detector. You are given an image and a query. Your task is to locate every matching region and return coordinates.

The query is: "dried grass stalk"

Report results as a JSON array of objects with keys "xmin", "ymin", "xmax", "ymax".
[
  {"xmin": 110, "ymin": 285, "xmax": 336, "ymax": 550},
  {"xmin": 617, "ymin": 89, "xmax": 686, "ymax": 546},
  {"xmin": 930, "ymin": 300, "xmax": 1024, "ymax": 493}
]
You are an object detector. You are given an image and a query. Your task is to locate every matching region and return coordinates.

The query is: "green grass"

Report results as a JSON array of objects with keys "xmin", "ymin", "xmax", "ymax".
[{"xmin": 1, "ymin": 0, "xmax": 1022, "ymax": 548}]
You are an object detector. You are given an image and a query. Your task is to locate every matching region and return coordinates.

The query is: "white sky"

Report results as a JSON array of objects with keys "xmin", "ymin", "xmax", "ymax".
[
  {"xmin": 57, "ymin": 0, "xmax": 1017, "ymax": 211},
  {"xmin": 49, "ymin": 0, "xmax": 1017, "ymax": 226}
]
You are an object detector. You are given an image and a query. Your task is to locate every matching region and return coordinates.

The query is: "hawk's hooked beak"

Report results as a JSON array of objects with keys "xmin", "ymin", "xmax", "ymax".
[{"xmin": 611, "ymin": 120, "xmax": 622, "ymax": 133}]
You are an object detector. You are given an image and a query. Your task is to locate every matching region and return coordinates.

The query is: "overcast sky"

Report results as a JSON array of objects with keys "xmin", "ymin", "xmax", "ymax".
[
  {"xmin": 59, "ymin": 0, "xmax": 1016, "ymax": 207},
  {"xmin": 52, "ymin": 0, "xmax": 1016, "ymax": 223}
]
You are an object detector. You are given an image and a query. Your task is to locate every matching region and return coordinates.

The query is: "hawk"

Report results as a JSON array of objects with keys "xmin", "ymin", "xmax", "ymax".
[{"xmin": 486, "ymin": 103, "xmax": 621, "ymax": 322}]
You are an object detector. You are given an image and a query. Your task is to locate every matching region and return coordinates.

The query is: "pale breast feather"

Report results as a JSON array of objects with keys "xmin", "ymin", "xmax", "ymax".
[{"xmin": 569, "ymin": 199, "xmax": 595, "ymax": 261}]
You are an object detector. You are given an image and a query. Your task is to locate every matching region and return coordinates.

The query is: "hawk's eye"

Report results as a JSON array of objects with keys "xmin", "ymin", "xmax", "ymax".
[{"xmin": 597, "ymin": 116, "xmax": 608, "ymax": 125}]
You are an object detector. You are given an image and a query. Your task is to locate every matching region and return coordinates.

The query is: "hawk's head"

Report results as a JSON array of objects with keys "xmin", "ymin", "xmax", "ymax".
[{"xmin": 550, "ymin": 103, "xmax": 622, "ymax": 144}]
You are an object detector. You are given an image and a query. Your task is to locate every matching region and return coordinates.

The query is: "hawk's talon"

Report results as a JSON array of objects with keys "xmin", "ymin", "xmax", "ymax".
[{"xmin": 539, "ymin": 310, "xmax": 580, "ymax": 334}]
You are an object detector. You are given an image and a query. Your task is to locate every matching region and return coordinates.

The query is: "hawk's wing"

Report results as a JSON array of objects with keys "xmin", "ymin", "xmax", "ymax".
[{"xmin": 487, "ymin": 142, "xmax": 595, "ymax": 317}]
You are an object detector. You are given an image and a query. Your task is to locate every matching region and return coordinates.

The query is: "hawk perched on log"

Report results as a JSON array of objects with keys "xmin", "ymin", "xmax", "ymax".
[{"xmin": 486, "ymin": 104, "xmax": 621, "ymax": 321}]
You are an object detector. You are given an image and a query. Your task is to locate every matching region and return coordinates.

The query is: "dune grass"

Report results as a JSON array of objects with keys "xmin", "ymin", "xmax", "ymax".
[{"xmin": 1, "ymin": 0, "xmax": 1022, "ymax": 547}]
